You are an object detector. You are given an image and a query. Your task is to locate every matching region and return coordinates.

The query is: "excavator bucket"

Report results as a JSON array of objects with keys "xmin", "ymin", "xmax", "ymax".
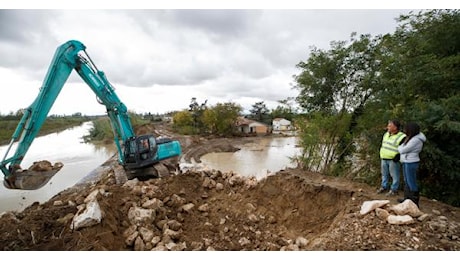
[{"xmin": 3, "ymin": 160, "xmax": 63, "ymax": 190}]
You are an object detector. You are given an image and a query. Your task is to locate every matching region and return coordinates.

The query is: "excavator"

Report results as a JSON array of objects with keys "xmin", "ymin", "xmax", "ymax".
[{"xmin": 0, "ymin": 40, "xmax": 182, "ymax": 190}]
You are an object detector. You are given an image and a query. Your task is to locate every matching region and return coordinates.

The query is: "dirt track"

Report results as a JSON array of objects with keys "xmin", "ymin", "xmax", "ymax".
[{"xmin": 0, "ymin": 124, "xmax": 459, "ymax": 251}]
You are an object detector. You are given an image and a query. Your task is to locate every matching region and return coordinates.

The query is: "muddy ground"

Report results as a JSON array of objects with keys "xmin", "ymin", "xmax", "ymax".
[{"xmin": 0, "ymin": 123, "xmax": 459, "ymax": 251}]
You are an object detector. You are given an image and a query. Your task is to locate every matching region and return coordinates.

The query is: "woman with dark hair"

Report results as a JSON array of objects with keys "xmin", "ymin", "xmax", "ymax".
[{"xmin": 397, "ymin": 122, "xmax": 427, "ymax": 207}]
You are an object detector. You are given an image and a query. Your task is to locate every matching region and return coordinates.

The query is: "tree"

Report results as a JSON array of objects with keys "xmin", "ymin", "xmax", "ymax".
[
  {"xmin": 189, "ymin": 97, "xmax": 208, "ymax": 133},
  {"xmin": 293, "ymin": 32, "xmax": 384, "ymax": 174},
  {"xmin": 294, "ymin": 9, "xmax": 460, "ymax": 206},
  {"xmin": 375, "ymin": 10, "xmax": 460, "ymax": 206},
  {"xmin": 249, "ymin": 101, "xmax": 271, "ymax": 124},
  {"xmin": 202, "ymin": 102, "xmax": 242, "ymax": 136},
  {"xmin": 172, "ymin": 110, "xmax": 195, "ymax": 135},
  {"xmin": 271, "ymin": 97, "xmax": 296, "ymax": 122}
]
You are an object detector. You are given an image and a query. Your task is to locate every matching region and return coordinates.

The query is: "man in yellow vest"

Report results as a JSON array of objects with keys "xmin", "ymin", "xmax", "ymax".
[{"xmin": 377, "ymin": 120, "xmax": 406, "ymax": 196}]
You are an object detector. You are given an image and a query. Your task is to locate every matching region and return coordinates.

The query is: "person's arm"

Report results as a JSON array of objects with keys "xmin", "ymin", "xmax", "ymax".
[{"xmin": 398, "ymin": 138, "xmax": 419, "ymax": 154}]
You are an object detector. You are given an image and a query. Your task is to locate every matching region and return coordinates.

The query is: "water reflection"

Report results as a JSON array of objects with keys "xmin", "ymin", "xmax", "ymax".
[
  {"xmin": 200, "ymin": 136, "xmax": 301, "ymax": 180},
  {"xmin": 0, "ymin": 121, "xmax": 115, "ymax": 213}
]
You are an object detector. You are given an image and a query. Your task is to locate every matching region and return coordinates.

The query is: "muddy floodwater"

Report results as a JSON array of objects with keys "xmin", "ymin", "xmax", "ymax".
[
  {"xmin": 200, "ymin": 136, "xmax": 301, "ymax": 180},
  {"xmin": 0, "ymin": 123, "xmax": 301, "ymax": 213},
  {"xmin": 0, "ymin": 122, "xmax": 115, "ymax": 213}
]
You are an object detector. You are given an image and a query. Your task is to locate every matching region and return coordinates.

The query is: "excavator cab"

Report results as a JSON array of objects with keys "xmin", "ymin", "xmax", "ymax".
[
  {"xmin": 124, "ymin": 135, "xmax": 158, "ymax": 168},
  {"xmin": 123, "ymin": 135, "xmax": 181, "ymax": 170}
]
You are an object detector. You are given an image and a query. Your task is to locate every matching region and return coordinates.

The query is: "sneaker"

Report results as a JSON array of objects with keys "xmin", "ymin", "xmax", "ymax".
[
  {"xmin": 376, "ymin": 187, "xmax": 387, "ymax": 194},
  {"xmin": 386, "ymin": 190, "xmax": 398, "ymax": 196}
]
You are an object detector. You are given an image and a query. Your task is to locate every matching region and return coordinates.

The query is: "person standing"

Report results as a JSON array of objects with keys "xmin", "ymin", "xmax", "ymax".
[
  {"xmin": 377, "ymin": 120, "xmax": 406, "ymax": 196},
  {"xmin": 397, "ymin": 122, "xmax": 427, "ymax": 207}
]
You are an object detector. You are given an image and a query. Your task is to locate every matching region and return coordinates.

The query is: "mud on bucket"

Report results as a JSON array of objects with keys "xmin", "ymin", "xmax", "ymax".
[{"xmin": 3, "ymin": 160, "xmax": 64, "ymax": 190}]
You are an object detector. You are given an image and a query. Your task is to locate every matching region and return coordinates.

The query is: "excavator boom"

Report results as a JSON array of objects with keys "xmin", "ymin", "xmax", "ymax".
[{"xmin": 0, "ymin": 40, "xmax": 181, "ymax": 190}]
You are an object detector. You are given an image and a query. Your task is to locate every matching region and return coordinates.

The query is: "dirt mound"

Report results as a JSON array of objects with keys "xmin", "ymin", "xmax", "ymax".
[
  {"xmin": 1, "ymin": 165, "xmax": 459, "ymax": 251},
  {"xmin": 1, "ymin": 124, "xmax": 459, "ymax": 251},
  {"xmin": 0, "ymin": 168, "xmax": 351, "ymax": 250}
]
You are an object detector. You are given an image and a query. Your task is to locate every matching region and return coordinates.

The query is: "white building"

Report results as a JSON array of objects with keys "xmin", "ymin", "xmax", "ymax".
[
  {"xmin": 272, "ymin": 118, "xmax": 296, "ymax": 136},
  {"xmin": 272, "ymin": 118, "xmax": 292, "ymax": 131}
]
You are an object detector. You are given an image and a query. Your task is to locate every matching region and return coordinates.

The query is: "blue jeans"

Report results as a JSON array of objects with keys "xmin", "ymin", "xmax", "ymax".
[
  {"xmin": 402, "ymin": 162, "xmax": 419, "ymax": 192},
  {"xmin": 381, "ymin": 159, "xmax": 400, "ymax": 191}
]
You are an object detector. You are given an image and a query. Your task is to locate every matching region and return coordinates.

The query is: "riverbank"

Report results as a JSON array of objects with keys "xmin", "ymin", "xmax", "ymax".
[
  {"xmin": 1, "ymin": 134, "xmax": 459, "ymax": 250},
  {"xmin": 1, "ymin": 123, "xmax": 459, "ymax": 250},
  {"xmin": 0, "ymin": 116, "xmax": 90, "ymax": 146}
]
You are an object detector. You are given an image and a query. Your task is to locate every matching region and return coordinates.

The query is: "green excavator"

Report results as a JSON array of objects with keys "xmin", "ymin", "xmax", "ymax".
[{"xmin": 0, "ymin": 40, "xmax": 182, "ymax": 190}]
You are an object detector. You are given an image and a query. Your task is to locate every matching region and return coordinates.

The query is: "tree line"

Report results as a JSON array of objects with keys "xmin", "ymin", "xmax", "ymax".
[
  {"xmin": 293, "ymin": 10, "xmax": 460, "ymax": 206},
  {"xmin": 172, "ymin": 97, "xmax": 296, "ymax": 136}
]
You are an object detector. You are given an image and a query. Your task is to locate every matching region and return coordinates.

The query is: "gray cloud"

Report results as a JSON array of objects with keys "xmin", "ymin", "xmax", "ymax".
[
  {"xmin": 0, "ymin": 10, "xmax": 52, "ymax": 43},
  {"xmin": 0, "ymin": 9, "xmax": 415, "ymax": 114},
  {"xmin": 0, "ymin": 10, "xmax": 61, "ymax": 77},
  {"xmin": 165, "ymin": 9, "xmax": 259, "ymax": 39}
]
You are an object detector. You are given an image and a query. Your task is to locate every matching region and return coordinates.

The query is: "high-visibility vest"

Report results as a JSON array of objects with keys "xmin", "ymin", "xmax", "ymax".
[{"xmin": 380, "ymin": 131, "xmax": 406, "ymax": 159}]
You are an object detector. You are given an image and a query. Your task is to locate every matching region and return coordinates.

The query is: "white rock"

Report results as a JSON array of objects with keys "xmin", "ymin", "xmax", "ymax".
[
  {"xmin": 390, "ymin": 200, "xmax": 423, "ymax": 217},
  {"xmin": 127, "ymin": 206, "xmax": 155, "ymax": 225},
  {"xmin": 360, "ymin": 200, "xmax": 390, "ymax": 215},
  {"xmin": 181, "ymin": 203, "xmax": 195, "ymax": 213},
  {"xmin": 387, "ymin": 214, "xmax": 415, "ymax": 225},
  {"xmin": 84, "ymin": 189, "xmax": 100, "ymax": 203},
  {"xmin": 295, "ymin": 236, "xmax": 309, "ymax": 247},
  {"xmin": 71, "ymin": 200, "xmax": 102, "ymax": 230}
]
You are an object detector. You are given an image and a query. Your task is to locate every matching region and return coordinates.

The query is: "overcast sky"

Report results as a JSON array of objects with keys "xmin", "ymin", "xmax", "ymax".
[{"xmin": 0, "ymin": 7, "xmax": 439, "ymax": 115}]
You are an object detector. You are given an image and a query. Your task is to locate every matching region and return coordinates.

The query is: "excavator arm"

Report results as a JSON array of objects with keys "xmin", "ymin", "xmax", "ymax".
[{"xmin": 1, "ymin": 40, "xmax": 181, "ymax": 190}]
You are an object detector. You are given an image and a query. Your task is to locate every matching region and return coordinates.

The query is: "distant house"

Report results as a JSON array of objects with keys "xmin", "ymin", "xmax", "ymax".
[
  {"xmin": 272, "ymin": 118, "xmax": 292, "ymax": 131},
  {"xmin": 235, "ymin": 117, "xmax": 270, "ymax": 135}
]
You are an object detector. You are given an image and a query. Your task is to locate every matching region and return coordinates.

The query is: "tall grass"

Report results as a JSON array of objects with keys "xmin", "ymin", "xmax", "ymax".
[{"xmin": 84, "ymin": 113, "xmax": 150, "ymax": 143}]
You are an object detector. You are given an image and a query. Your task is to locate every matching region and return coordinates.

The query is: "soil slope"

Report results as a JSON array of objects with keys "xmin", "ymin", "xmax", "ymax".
[{"xmin": 0, "ymin": 124, "xmax": 459, "ymax": 251}]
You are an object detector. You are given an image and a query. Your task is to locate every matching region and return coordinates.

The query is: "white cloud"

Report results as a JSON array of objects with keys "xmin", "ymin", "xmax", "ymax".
[{"xmin": 0, "ymin": 9, "xmax": 418, "ymax": 115}]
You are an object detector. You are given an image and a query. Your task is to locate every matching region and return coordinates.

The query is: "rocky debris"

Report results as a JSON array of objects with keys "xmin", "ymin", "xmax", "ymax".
[
  {"xmin": 0, "ymin": 165, "xmax": 459, "ymax": 251},
  {"xmin": 1, "ymin": 128, "xmax": 460, "ymax": 251},
  {"xmin": 117, "ymin": 169, "xmax": 276, "ymax": 251},
  {"xmin": 360, "ymin": 199, "xmax": 424, "ymax": 225}
]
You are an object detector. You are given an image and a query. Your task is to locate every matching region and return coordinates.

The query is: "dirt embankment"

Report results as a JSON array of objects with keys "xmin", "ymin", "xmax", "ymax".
[{"xmin": 0, "ymin": 123, "xmax": 459, "ymax": 251}]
